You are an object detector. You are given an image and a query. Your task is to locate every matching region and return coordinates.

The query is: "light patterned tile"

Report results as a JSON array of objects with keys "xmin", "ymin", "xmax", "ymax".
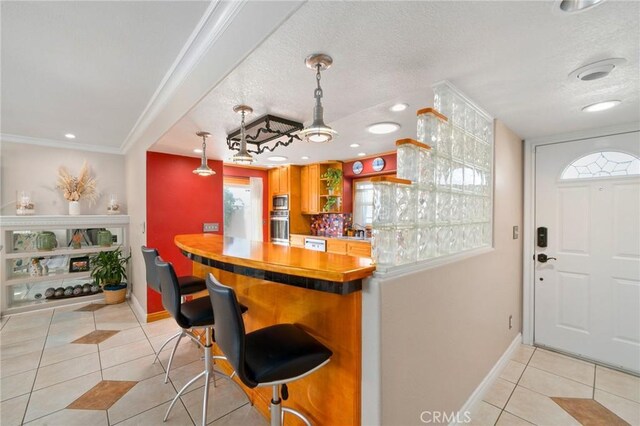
[
  {"xmin": 50, "ymin": 310, "xmax": 94, "ymax": 325},
  {"xmin": 596, "ymin": 365, "xmax": 640, "ymax": 403},
  {"xmin": 0, "ymin": 315, "xmax": 9, "ymax": 330},
  {"xmin": 500, "ymin": 360, "xmax": 526, "ymax": 384},
  {"xmin": 94, "ymin": 320, "xmax": 141, "ymax": 331},
  {"xmin": 0, "ymin": 336, "xmax": 45, "ymax": 360},
  {"xmin": 0, "ymin": 394, "xmax": 30, "ymax": 426},
  {"xmin": 0, "ymin": 369, "xmax": 37, "ymax": 401},
  {"xmin": 116, "ymin": 400, "xmax": 195, "ymax": 426},
  {"xmin": 0, "ymin": 349, "xmax": 42, "ymax": 378},
  {"xmin": 180, "ymin": 379, "xmax": 248, "ymax": 425},
  {"xmin": 528, "ymin": 349, "xmax": 595, "ymax": 386},
  {"xmin": 148, "ymin": 331, "xmax": 182, "ymax": 354},
  {"xmin": 48, "ymin": 317, "xmax": 95, "ymax": 335},
  {"xmin": 495, "ymin": 411, "xmax": 535, "ymax": 425},
  {"xmin": 595, "ymin": 388, "xmax": 640, "ymax": 425},
  {"xmin": 211, "ymin": 403, "xmax": 266, "ymax": 425},
  {"xmin": 511, "ymin": 345, "xmax": 535, "ymax": 365},
  {"xmin": 100, "ymin": 339, "xmax": 155, "ymax": 369},
  {"xmin": 483, "ymin": 377, "xmax": 516, "ymax": 409},
  {"xmin": 504, "ymin": 385, "xmax": 581, "ymax": 426},
  {"xmin": 1, "ymin": 312, "xmax": 52, "ymax": 332},
  {"xmin": 98, "ymin": 326, "xmax": 146, "ymax": 351},
  {"xmin": 0, "ymin": 324, "xmax": 49, "ymax": 345},
  {"xmin": 68, "ymin": 380, "xmax": 138, "ymax": 410},
  {"xmin": 466, "ymin": 400, "xmax": 501, "ymax": 426},
  {"xmin": 158, "ymin": 342, "xmax": 203, "ymax": 373},
  {"xmin": 102, "ymin": 354, "xmax": 165, "ymax": 382},
  {"xmin": 142, "ymin": 318, "xmax": 179, "ymax": 339},
  {"xmin": 519, "ymin": 366, "xmax": 593, "ymax": 398},
  {"xmin": 24, "ymin": 371, "xmax": 102, "ymax": 423},
  {"xmin": 24, "ymin": 408, "xmax": 108, "ymax": 426},
  {"xmin": 34, "ymin": 352, "xmax": 100, "ymax": 390},
  {"xmin": 44, "ymin": 326, "xmax": 99, "ymax": 348},
  {"xmin": 107, "ymin": 373, "xmax": 177, "ymax": 424},
  {"xmin": 40, "ymin": 342, "xmax": 98, "ymax": 366},
  {"xmin": 168, "ymin": 360, "xmax": 207, "ymax": 393},
  {"xmin": 75, "ymin": 303, "xmax": 108, "ymax": 312}
]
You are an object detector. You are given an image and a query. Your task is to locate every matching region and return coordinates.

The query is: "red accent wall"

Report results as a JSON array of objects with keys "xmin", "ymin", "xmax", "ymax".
[
  {"xmin": 342, "ymin": 153, "xmax": 397, "ymax": 213},
  {"xmin": 146, "ymin": 152, "xmax": 224, "ymax": 314},
  {"xmin": 222, "ymin": 165, "xmax": 269, "ymax": 242}
]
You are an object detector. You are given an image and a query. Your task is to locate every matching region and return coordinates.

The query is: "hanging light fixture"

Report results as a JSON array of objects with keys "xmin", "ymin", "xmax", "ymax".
[
  {"xmin": 299, "ymin": 53, "xmax": 337, "ymax": 144},
  {"xmin": 192, "ymin": 131, "xmax": 215, "ymax": 176},
  {"xmin": 231, "ymin": 105, "xmax": 255, "ymax": 165}
]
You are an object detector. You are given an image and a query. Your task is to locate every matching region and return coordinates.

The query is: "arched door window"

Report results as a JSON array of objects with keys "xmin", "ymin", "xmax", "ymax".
[{"xmin": 560, "ymin": 151, "xmax": 640, "ymax": 180}]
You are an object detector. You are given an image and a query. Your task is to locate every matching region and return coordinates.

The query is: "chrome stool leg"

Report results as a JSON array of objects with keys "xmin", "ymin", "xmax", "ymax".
[
  {"xmin": 269, "ymin": 384, "xmax": 312, "ymax": 426},
  {"xmin": 164, "ymin": 331, "xmax": 185, "ymax": 383},
  {"xmin": 153, "ymin": 330, "xmax": 181, "ymax": 364}
]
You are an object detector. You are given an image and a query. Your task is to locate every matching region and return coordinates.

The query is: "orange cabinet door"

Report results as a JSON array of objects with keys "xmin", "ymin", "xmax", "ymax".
[
  {"xmin": 279, "ymin": 166, "xmax": 289, "ymax": 194},
  {"xmin": 308, "ymin": 164, "xmax": 320, "ymax": 214},
  {"xmin": 327, "ymin": 239, "xmax": 347, "ymax": 255},
  {"xmin": 269, "ymin": 168, "xmax": 280, "ymax": 196},
  {"xmin": 301, "ymin": 166, "xmax": 309, "ymax": 213},
  {"xmin": 347, "ymin": 241, "xmax": 371, "ymax": 258}
]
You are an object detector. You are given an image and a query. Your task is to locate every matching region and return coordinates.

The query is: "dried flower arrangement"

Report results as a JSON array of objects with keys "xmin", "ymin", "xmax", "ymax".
[{"xmin": 56, "ymin": 161, "xmax": 98, "ymax": 204}]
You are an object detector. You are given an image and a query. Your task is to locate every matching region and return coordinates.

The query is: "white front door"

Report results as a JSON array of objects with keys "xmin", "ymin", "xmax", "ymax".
[{"xmin": 534, "ymin": 131, "xmax": 640, "ymax": 373}]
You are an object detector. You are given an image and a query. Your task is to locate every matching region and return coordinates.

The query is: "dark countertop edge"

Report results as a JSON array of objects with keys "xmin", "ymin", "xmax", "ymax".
[{"xmin": 182, "ymin": 250, "xmax": 362, "ymax": 296}]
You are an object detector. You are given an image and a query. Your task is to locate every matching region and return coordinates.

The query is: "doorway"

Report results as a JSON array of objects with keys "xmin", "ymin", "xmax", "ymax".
[
  {"xmin": 530, "ymin": 130, "xmax": 640, "ymax": 373},
  {"xmin": 223, "ymin": 177, "xmax": 263, "ymax": 241}
]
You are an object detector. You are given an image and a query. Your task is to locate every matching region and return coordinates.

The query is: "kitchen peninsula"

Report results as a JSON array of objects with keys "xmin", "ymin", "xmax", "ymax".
[{"xmin": 174, "ymin": 233, "xmax": 375, "ymax": 425}]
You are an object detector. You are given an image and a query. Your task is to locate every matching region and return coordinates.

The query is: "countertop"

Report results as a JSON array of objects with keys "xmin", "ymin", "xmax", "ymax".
[
  {"xmin": 175, "ymin": 234, "xmax": 375, "ymax": 286},
  {"xmin": 291, "ymin": 233, "xmax": 372, "ymax": 243}
]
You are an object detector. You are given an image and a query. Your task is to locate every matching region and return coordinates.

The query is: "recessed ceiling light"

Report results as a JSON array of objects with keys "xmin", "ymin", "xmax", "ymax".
[
  {"xmin": 301, "ymin": 156, "xmax": 310, "ymax": 160},
  {"xmin": 569, "ymin": 58, "xmax": 626, "ymax": 81},
  {"xmin": 267, "ymin": 156, "xmax": 288, "ymax": 162},
  {"xmin": 357, "ymin": 152, "xmax": 366, "ymax": 157},
  {"xmin": 64, "ymin": 133, "xmax": 76, "ymax": 139},
  {"xmin": 193, "ymin": 148, "xmax": 203, "ymax": 154},
  {"xmin": 350, "ymin": 143, "xmax": 360, "ymax": 148},
  {"xmin": 389, "ymin": 103, "xmax": 408, "ymax": 112},
  {"xmin": 582, "ymin": 100, "xmax": 621, "ymax": 112},
  {"xmin": 367, "ymin": 122, "xmax": 400, "ymax": 135},
  {"xmin": 557, "ymin": 0, "xmax": 606, "ymax": 13}
]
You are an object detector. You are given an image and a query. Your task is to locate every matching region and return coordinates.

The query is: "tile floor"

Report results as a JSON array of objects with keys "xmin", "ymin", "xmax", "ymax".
[
  {"xmin": 0, "ymin": 301, "xmax": 266, "ymax": 426},
  {"xmin": 468, "ymin": 344, "xmax": 640, "ymax": 426},
  {"xmin": 3, "ymin": 303, "xmax": 639, "ymax": 426}
]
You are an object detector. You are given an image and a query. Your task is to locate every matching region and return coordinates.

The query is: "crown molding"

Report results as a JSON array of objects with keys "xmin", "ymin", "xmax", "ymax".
[
  {"xmin": 0, "ymin": 214, "xmax": 130, "ymax": 229},
  {"xmin": 120, "ymin": 0, "xmax": 247, "ymax": 154},
  {"xmin": 1, "ymin": 133, "xmax": 123, "ymax": 155}
]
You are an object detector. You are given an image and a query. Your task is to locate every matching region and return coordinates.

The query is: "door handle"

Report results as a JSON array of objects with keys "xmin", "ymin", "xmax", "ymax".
[{"xmin": 537, "ymin": 253, "xmax": 557, "ymax": 263}]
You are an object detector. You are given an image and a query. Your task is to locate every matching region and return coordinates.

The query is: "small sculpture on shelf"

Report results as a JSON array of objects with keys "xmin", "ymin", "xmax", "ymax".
[
  {"xmin": 107, "ymin": 194, "xmax": 120, "ymax": 215},
  {"xmin": 16, "ymin": 191, "xmax": 35, "ymax": 215},
  {"xmin": 71, "ymin": 232, "xmax": 83, "ymax": 249}
]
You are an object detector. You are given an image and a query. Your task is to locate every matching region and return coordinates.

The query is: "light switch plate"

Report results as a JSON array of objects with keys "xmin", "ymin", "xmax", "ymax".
[
  {"xmin": 513, "ymin": 226, "xmax": 519, "ymax": 240},
  {"xmin": 203, "ymin": 223, "xmax": 219, "ymax": 233}
]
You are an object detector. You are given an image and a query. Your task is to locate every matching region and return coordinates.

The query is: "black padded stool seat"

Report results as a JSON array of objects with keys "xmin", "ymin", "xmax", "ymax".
[
  {"xmin": 180, "ymin": 297, "xmax": 249, "ymax": 329},
  {"xmin": 177, "ymin": 276, "xmax": 207, "ymax": 295},
  {"xmin": 245, "ymin": 324, "xmax": 332, "ymax": 384}
]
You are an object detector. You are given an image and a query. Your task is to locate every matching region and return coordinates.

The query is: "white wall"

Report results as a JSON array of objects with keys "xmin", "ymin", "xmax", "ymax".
[{"xmin": 1, "ymin": 141, "xmax": 126, "ymax": 216}]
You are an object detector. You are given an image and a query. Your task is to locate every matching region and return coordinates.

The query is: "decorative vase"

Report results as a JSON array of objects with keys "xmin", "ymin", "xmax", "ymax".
[
  {"xmin": 97, "ymin": 230, "xmax": 113, "ymax": 247},
  {"xmin": 68, "ymin": 201, "xmax": 80, "ymax": 215},
  {"xmin": 36, "ymin": 231, "xmax": 57, "ymax": 251}
]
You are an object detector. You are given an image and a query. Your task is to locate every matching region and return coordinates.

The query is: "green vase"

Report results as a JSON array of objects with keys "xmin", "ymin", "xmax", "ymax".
[
  {"xmin": 36, "ymin": 231, "xmax": 57, "ymax": 251},
  {"xmin": 97, "ymin": 230, "xmax": 113, "ymax": 247}
]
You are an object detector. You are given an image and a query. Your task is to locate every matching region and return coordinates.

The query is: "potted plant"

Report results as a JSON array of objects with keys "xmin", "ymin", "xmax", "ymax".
[
  {"xmin": 56, "ymin": 161, "xmax": 98, "ymax": 215},
  {"xmin": 90, "ymin": 247, "xmax": 131, "ymax": 304},
  {"xmin": 323, "ymin": 195, "xmax": 339, "ymax": 212},
  {"xmin": 322, "ymin": 167, "xmax": 342, "ymax": 195}
]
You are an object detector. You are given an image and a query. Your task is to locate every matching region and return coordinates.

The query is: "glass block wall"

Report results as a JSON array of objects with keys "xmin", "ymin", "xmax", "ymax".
[{"xmin": 372, "ymin": 82, "xmax": 494, "ymax": 266}]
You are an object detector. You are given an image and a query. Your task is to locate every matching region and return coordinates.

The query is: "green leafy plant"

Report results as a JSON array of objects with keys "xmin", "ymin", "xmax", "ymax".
[
  {"xmin": 321, "ymin": 168, "xmax": 343, "ymax": 193},
  {"xmin": 323, "ymin": 196, "xmax": 339, "ymax": 212},
  {"xmin": 90, "ymin": 248, "xmax": 130, "ymax": 289}
]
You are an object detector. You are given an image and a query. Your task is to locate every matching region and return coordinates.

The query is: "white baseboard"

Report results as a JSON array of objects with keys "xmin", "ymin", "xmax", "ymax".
[
  {"xmin": 129, "ymin": 293, "xmax": 147, "ymax": 324},
  {"xmin": 450, "ymin": 333, "xmax": 522, "ymax": 426}
]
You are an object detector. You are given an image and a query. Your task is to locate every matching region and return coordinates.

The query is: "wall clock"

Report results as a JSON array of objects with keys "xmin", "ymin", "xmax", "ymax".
[
  {"xmin": 352, "ymin": 161, "xmax": 364, "ymax": 175},
  {"xmin": 372, "ymin": 157, "xmax": 386, "ymax": 172}
]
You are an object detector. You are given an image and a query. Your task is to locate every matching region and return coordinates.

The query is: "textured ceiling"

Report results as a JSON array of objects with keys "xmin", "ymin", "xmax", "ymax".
[
  {"xmin": 1, "ymin": 1, "xmax": 208, "ymax": 148},
  {"xmin": 152, "ymin": 0, "xmax": 639, "ymax": 165}
]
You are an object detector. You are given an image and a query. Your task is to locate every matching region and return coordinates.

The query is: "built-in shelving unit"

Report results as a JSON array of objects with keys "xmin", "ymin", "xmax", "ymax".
[{"xmin": 0, "ymin": 215, "xmax": 130, "ymax": 315}]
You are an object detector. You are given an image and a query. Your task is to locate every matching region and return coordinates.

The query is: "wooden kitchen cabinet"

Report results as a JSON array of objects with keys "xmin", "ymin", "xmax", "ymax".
[
  {"xmin": 290, "ymin": 234, "xmax": 305, "ymax": 248},
  {"xmin": 269, "ymin": 167, "xmax": 280, "ymax": 196},
  {"xmin": 302, "ymin": 162, "xmax": 341, "ymax": 215},
  {"xmin": 278, "ymin": 166, "xmax": 289, "ymax": 194},
  {"xmin": 347, "ymin": 241, "xmax": 372, "ymax": 258},
  {"xmin": 269, "ymin": 165, "xmax": 292, "ymax": 196}
]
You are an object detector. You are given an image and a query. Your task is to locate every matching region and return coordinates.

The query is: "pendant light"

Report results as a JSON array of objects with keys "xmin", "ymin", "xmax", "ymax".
[
  {"xmin": 231, "ymin": 105, "xmax": 255, "ymax": 165},
  {"xmin": 193, "ymin": 131, "xmax": 215, "ymax": 176},
  {"xmin": 299, "ymin": 53, "xmax": 337, "ymax": 144}
]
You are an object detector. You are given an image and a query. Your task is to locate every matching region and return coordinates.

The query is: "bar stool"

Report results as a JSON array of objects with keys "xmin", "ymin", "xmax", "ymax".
[
  {"xmin": 206, "ymin": 273, "xmax": 332, "ymax": 426},
  {"xmin": 155, "ymin": 258, "xmax": 249, "ymax": 426},
  {"xmin": 141, "ymin": 246, "xmax": 207, "ymax": 382}
]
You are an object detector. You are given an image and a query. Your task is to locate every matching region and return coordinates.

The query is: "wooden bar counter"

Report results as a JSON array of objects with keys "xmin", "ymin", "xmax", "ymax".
[{"xmin": 174, "ymin": 234, "xmax": 375, "ymax": 426}]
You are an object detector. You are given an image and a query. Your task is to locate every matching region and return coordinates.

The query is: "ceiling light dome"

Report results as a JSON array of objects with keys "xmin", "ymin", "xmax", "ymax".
[
  {"xmin": 231, "ymin": 105, "xmax": 255, "ymax": 165},
  {"xmin": 367, "ymin": 122, "xmax": 401, "ymax": 135},
  {"xmin": 299, "ymin": 54, "xmax": 337, "ymax": 144},
  {"xmin": 193, "ymin": 131, "xmax": 215, "ymax": 176},
  {"xmin": 582, "ymin": 100, "xmax": 621, "ymax": 112},
  {"xmin": 557, "ymin": 0, "xmax": 607, "ymax": 13},
  {"xmin": 569, "ymin": 58, "xmax": 626, "ymax": 81}
]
